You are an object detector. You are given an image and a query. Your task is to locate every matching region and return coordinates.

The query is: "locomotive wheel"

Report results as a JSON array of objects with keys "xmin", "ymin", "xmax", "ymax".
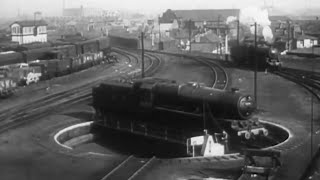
[{"xmin": 245, "ymin": 131, "xmax": 252, "ymax": 140}]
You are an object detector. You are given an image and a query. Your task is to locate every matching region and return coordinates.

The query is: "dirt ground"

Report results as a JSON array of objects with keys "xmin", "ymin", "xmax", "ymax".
[
  {"xmin": 153, "ymin": 54, "xmax": 214, "ymax": 85},
  {"xmin": 0, "ymin": 104, "xmax": 126, "ymax": 180},
  {"xmin": 0, "ymin": 53, "xmax": 215, "ymax": 180},
  {"xmin": 138, "ymin": 67, "xmax": 319, "ymax": 180},
  {"xmin": 0, "ymin": 52, "xmax": 318, "ymax": 180}
]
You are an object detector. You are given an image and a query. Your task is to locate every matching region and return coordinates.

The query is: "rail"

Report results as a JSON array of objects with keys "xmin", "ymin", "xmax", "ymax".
[
  {"xmin": 114, "ymin": 46, "xmax": 229, "ymax": 90},
  {"xmin": 273, "ymin": 69, "xmax": 320, "ymax": 101},
  {"xmin": 96, "ymin": 117, "xmax": 187, "ymax": 144},
  {"xmin": 100, "ymin": 155, "xmax": 156, "ymax": 180},
  {"xmin": 0, "ymin": 50, "xmax": 142, "ymax": 133}
]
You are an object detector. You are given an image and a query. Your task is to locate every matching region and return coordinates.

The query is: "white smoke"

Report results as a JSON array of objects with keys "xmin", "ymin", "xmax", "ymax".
[
  {"xmin": 239, "ymin": 6, "xmax": 273, "ymax": 43},
  {"xmin": 262, "ymin": 26, "xmax": 273, "ymax": 43},
  {"xmin": 226, "ymin": 16, "xmax": 238, "ymax": 24}
]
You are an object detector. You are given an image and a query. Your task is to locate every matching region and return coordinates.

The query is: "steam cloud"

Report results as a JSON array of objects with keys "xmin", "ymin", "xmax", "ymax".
[
  {"xmin": 239, "ymin": 6, "xmax": 274, "ymax": 43},
  {"xmin": 226, "ymin": 16, "xmax": 237, "ymax": 24}
]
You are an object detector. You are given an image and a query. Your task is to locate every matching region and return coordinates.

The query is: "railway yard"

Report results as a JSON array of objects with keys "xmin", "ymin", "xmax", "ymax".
[{"xmin": 0, "ymin": 36, "xmax": 318, "ymax": 180}]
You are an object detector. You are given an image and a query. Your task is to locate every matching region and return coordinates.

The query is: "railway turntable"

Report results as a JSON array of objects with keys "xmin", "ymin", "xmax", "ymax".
[{"xmin": 92, "ymin": 77, "xmax": 270, "ymax": 155}]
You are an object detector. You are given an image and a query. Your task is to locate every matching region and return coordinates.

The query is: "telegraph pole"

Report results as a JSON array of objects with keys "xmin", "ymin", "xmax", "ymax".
[
  {"xmin": 158, "ymin": 15, "xmax": 162, "ymax": 50},
  {"xmin": 254, "ymin": 22, "xmax": 258, "ymax": 106},
  {"xmin": 287, "ymin": 20, "xmax": 290, "ymax": 51},
  {"xmin": 217, "ymin": 15, "xmax": 222, "ymax": 54},
  {"xmin": 140, "ymin": 32, "xmax": 145, "ymax": 78},
  {"xmin": 188, "ymin": 19, "xmax": 192, "ymax": 52},
  {"xmin": 237, "ymin": 20, "xmax": 240, "ymax": 46}
]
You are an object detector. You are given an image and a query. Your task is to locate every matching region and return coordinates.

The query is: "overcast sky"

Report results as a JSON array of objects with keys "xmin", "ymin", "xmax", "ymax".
[{"xmin": 1, "ymin": 0, "xmax": 320, "ymax": 17}]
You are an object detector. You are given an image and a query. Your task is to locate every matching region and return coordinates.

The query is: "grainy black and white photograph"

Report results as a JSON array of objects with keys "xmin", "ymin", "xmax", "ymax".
[{"xmin": 0, "ymin": 0, "xmax": 320, "ymax": 179}]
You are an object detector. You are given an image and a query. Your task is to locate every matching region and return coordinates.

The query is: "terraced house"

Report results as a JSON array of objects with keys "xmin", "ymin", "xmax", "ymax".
[{"xmin": 10, "ymin": 20, "xmax": 48, "ymax": 45}]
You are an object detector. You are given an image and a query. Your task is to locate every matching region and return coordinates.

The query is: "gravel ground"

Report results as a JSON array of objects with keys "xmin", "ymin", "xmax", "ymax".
[
  {"xmin": 153, "ymin": 54, "xmax": 214, "ymax": 85},
  {"xmin": 280, "ymin": 56, "xmax": 320, "ymax": 73},
  {"xmin": 137, "ymin": 67, "xmax": 319, "ymax": 180},
  {"xmin": 0, "ymin": 51, "xmax": 318, "ymax": 180},
  {"xmin": 0, "ymin": 106, "xmax": 126, "ymax": 180},
  {"xmin": 228, "ymin": 69, "xmax": 320, "ymax": 180}
]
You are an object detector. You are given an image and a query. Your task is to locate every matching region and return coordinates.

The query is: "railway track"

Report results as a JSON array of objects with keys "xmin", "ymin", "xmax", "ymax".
[
  {"xmin": 115, "ymin": 47, "xmax": 228, "ymax": 90},
  {"xmin": 274, "ymin": 68, "xmax": 320, "ymax": 101},
  {"xmin": 194, "ymin": 56, "xmax": 228, "ymax": 90},
  {"xmin": 101, "ymin": 155, "xmax": 156, "ymax": 180},
  {"xmin": 112, "ymin": 47, "xmax": 163, "ymax": 78},
  {"xmin": 0, "ymin": 49, "xmax": 163, "ymax": 134}
]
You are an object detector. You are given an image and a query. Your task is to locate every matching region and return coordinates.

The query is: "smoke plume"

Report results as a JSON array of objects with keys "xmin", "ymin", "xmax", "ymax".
[
  {"xmin": 239, "ymin": 6, "xmax": 273, "ymax": 43},
  {"xmin": 226, "ymin": 16, "xmax": 237, "ymax": 24}
]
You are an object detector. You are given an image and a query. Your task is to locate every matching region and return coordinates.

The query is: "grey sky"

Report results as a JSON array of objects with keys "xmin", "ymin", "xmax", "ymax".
[{"xmin": 1, "ymin": 0, "xmax": 320, "ymax": 17}]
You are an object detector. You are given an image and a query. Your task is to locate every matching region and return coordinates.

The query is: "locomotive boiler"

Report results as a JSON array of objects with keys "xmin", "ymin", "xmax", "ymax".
[{"xmin": 93, "ymin": 78, "xmax": 266, "ymax": 139}]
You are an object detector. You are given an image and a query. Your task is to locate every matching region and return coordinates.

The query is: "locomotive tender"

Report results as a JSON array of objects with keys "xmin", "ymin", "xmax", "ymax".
[{"xmin": 93, "ymin": 78, "xmax": 267, "ymax": 139}]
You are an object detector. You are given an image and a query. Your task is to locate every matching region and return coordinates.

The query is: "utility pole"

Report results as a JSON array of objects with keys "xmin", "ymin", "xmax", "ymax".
[
  {"xmin": 287, "ymin": 20, "xmax": 290, "ymax": 51},
  {"xmin": 158, "ymin": 15, "xmax": 162, "ymax": 50},
  {"xmin": 310, "ymin": 45, "xmax": 316, "ymax": 157},
  {"xmin": 217, "ymin": 15, "xmax": 220, "ymax": 35},
  {"xmin": 140, "ymin": 32, "xmax": 145, "ymax": 78},
  {"xmin": 237, "ymin": 20, "xmax": 240, "ymax": 46},
  {"xmin": 188, "ymin": 19, "xmax": 192, "ymax": 52},
  {"xmin": 254, "ymin": 22, "xmax": 258, "ymax": 106},
  {"xmin": 217, "ymin": 15, "xmax": 221, "ymax": 54}
]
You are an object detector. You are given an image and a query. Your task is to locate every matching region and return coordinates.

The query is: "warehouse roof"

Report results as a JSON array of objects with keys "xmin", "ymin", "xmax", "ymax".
[
  {"xmin": 296, "ymin": 34, "xmax": 318, "ymax": 40},
  {"xmin": 269, "ymin": 16, "xmax": 291, "ymax": 22},
  {"xmin": 160, "ymin": 9, "xmax": 240, "ymax": 24},
  {"xmin": 11, "ymin": 20, "xmax": 47, "ymax": 27},
  {"xmin": 173, "ymin": 9, "xmax": 240, "ymax": 22}
]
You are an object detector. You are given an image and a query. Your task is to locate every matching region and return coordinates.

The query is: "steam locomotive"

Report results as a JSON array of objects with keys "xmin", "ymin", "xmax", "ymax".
[
  {"xmin": 93, "ymin": 78, "xmax": 267, "ymax": 139},
  {"xmin": 230, "ymin": 44, "xmax": 281, "ymax": 70}
]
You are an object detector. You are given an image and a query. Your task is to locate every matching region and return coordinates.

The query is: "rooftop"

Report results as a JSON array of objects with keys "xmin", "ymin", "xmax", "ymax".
[
  {"xmin": 160, "ymin": 9, "xmax": 240, "ymax": 24},
  {"xmin": 173, "ymin": 9, "xmax": 240, "ymax": 22},
  {"xmin": 269, "ymin": 16, "xmax": 291, "ymax": 22},
  {"xmin": 11, "ymin": 20, "xmax": 47, "ymax": 27}
]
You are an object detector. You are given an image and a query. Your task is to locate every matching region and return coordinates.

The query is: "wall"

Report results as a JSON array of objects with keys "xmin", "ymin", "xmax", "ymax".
[
  {"xmin": 11, "ymin": 24, "xmax": 47, "ymax": 45},
  {"xmin": 108, "ymin": 35, "xmax": 139, "ymax": 49},
  {"xmin": 280, "ymin": 55, "xmax": 320, "ymax": 73},
  {"xmin": 21, "ymin": 34, "xmax": 47, "ymax": 44},
  {"xmin": 191, "ymin": 43, "xmax": 218, "ymax": 53}
]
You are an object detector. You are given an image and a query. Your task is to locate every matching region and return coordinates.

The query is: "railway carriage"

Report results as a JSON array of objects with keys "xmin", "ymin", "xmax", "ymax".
[{"xmin": 0, "ymin": 37, "xmax": 111, "ymax": 98}]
